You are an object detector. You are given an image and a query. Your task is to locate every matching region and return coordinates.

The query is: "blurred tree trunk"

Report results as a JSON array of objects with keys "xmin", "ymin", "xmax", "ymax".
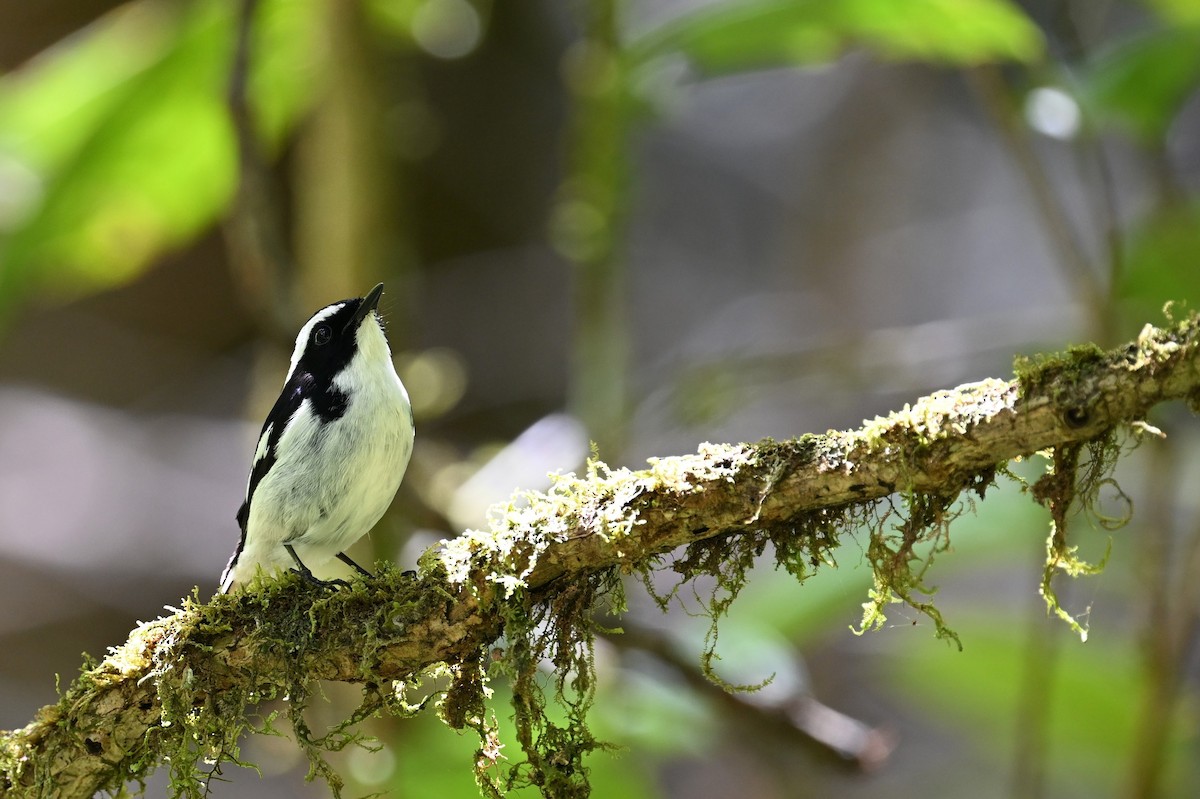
[{"xmin": 294, "ymin": 0, "xmax": 415, "ymax": 314}]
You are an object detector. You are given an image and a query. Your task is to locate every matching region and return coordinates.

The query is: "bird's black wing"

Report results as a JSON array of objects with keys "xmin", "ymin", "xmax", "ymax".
[
  {"xmin": 222, "ymin": 372, "xmax": 316, "ymax": 592},
  {"xmin": 235, "ymin": 371, "xmax": 315, "ymax": 531}
]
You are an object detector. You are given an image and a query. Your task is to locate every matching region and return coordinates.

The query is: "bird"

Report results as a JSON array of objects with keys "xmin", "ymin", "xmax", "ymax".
[{"xmin": 220, "ymin": 283, "xmax": 414, "ymax": 593}]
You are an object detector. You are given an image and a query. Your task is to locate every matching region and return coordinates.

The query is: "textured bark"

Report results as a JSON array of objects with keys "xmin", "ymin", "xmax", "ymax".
[{"xmin": 2, "ymin": 317, "xmax": 1198, "ymax": 798}]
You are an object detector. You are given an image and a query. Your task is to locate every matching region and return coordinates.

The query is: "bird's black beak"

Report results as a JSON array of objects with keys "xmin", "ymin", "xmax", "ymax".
[{"xmin": 345, "ymin": 283, "xmax": 384, "ymax": 333}]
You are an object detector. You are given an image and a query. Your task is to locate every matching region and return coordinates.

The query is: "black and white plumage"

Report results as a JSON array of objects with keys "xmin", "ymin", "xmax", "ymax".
[{"xmin": 220, "ymin": 283, "xmax": 413, "ymax": 593}]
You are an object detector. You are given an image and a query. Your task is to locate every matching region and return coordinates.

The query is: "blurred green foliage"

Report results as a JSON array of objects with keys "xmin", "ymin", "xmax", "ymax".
[
  {"xmin": 631, "ymin": 0, "xmax": 1044, "ymax": 72},
  {"xmin": 3, "ymin": 0, "xmax": 1197, "ymax": 326},
  {"xmin": 1082, "ymin": 25, "xmax": 1200, "ymax": 143},
  {"xmin": 893, "ymin": 620, "xmax": 1156, "ymax": 792},
  {"xmin": 2, "ymin": 0, "xmax": 1200, "ymax": 797},
  {"xmin": 1119, "ymin": 204, "xmax": 1200, "ymax": 324},
  {"xmin": 0, "ymin": 0, "xmax": 317, "ymax": 318},
  {"xmin": 1147, "ymin": 0, "xmax": 1200, "ymax": 25}
]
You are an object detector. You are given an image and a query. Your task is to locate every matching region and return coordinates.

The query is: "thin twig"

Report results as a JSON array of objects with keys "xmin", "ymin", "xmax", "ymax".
[
  {"xmin": 967, "ymin": 66, "xmax": 1106, "ymax": 336},
  {"xmin": 223, "ymin": 0, "xmax": 294, "ymax": 335},
  {"xmin": 612, "ymin": 621, "xmax": 895, "ymax": 772}
]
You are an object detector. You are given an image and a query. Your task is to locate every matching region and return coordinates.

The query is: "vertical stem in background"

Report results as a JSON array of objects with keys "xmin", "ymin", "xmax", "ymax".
[
  {"xmin": 1049, "ymin": 8, "xmax": 1196, "ymax": 795},
  {"xmin": 293, "ymin": 0, "xmax": 413, "ymax": 317},
  {"xmin": 1126, "ymin": 439, "xmax": 1182, "ymax": 799},
  {"xmin": 554, "ymin": 0, "xmax": 632, "ymax": 459},
  {"xmin": 967, "ymin": 66, "xmax": 1108, "ymax": 342},
  {"xmin": 970, "ymin": 62, "xmax": 1078, "ymax": 799},
  {"xmin": 1173, "ymin": 515, "xmax": 1200, "ymax": 793},
  {"xmin": 981, "ymin": 49, "xmax": 1198, "ymax": 789},
  {"xmin": 292, "ymin": 0, "xmax": 415, "ymax": 566},
  {"xmin": 970, "ymin": 58, "xmax": 1134, "ymax": 796},
  {"xmin": 1011, "ymin": 586, "xmax": 1063, "ymax": 799},
  {"xmin": 225, "ymin": 0, "xmax": 295, "ymax": 331}
]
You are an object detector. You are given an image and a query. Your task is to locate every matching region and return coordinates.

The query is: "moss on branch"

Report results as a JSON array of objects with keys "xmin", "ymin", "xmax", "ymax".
[{"xmin": 1, "ymin": 315, "xmax": 1198, "ymax": 799}]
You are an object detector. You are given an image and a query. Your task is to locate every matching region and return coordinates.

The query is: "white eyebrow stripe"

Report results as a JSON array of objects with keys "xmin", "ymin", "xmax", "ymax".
[{"xmin": 286, "ymin": 302, "xmax": 347, "ymax": 381}]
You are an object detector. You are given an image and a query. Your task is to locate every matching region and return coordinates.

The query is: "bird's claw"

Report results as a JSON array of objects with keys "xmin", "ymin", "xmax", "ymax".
[{"xmin": 289, "ymin": 568, "xmax": 352, "ymax": 590}]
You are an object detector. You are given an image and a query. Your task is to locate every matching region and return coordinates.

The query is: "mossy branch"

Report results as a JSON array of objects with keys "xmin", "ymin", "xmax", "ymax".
[{"xmin": 2, "ymin": 317, "xmax": 1199, "ymax": 798}]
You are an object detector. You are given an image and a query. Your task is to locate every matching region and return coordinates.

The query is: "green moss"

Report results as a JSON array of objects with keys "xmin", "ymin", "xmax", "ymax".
[
  {"xmin": 1013, "ymin": 342, "xmax": 1106, "ymax": 401},
  {"xmin": 118, "ymin": 569, "xmax": 444, "ymax": 799},
  {"xmin": 1028, "ymin": 435, "xmax": 1126, "ymax": 640},
  {"xmin": 855, "ymin": 491, "xmax": 967, "ymax": 649}
]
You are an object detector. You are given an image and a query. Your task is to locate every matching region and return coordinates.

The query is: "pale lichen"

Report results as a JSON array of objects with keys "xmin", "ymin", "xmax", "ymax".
[
  {"xmin": 428, "ymin": 441, "xmax": 760, "ymax": 796},
  {"xmin": 854, "ymin": 377, "xmax": 1015, "ymax": 446},
  {"xmin": 437, "ymin": 442, "xmax": 754, "ymax": 599}
]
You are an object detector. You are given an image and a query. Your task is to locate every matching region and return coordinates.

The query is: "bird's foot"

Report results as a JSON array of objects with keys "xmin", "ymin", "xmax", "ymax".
[
  {"xmin": 286, "ymin": 544, "xmax": 353, "ymax": 589},
  {"xmin": 288, "ymin": 567, "xmax": 350, "ymax": 590}
]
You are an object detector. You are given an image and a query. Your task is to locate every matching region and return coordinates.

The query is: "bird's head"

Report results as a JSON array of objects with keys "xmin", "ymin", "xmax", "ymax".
[{"xmin": 286, "ymin": 283, "xmax": 393, "ymax": 386}]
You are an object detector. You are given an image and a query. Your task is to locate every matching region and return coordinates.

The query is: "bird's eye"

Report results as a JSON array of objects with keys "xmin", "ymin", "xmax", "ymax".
[{"xmin": 314, "ymin": 325, "xmax": 332, "ymax": 346}]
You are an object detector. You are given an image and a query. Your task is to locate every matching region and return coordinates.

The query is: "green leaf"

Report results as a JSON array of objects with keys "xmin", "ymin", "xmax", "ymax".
[
  {"xmin": 0, "ymin": 1, "xmax": 234, "ymax": 312},
  {"xmin": 0, "ymin": 3, "xmax": 178, "ymax": 173},
  {"xmin": 250, "ymin": 0, "xmax": 323, "ymax": 146},
  {"xmin": 1082, "ymin": 25, "xmax": 1200, "ymax": 143},
  {"xmin": 0, "ymin": 0, "xmax": 320, "ymax": 321},
  {"xmin": 365, "ymin": 0, "xmax": 423, "ymax": 42},
  {"xmin": 631, "ymin": 0, "xmax": 1044, "ymax": 73},
  {"xmin": 1147, "ymin": 0, "xmax": 1200, "ymax": 26}
]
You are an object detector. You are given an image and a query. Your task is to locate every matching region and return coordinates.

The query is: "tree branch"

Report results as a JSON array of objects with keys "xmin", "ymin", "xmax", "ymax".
[{"xmin": 2, "ymin": 317, "xmax": 1198, "ymax": 798}]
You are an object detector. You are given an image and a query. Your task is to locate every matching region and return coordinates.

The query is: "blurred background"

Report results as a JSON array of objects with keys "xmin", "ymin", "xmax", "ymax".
[{"xmin": 1, "ymin": 0, "xmax": 1199, "ymax": 796}]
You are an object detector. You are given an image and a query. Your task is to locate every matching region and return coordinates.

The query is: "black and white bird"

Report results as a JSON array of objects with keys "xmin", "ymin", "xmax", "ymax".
[{"xmin": 220, "ymin": 283, "xmax": 413, "ymax": 593}]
